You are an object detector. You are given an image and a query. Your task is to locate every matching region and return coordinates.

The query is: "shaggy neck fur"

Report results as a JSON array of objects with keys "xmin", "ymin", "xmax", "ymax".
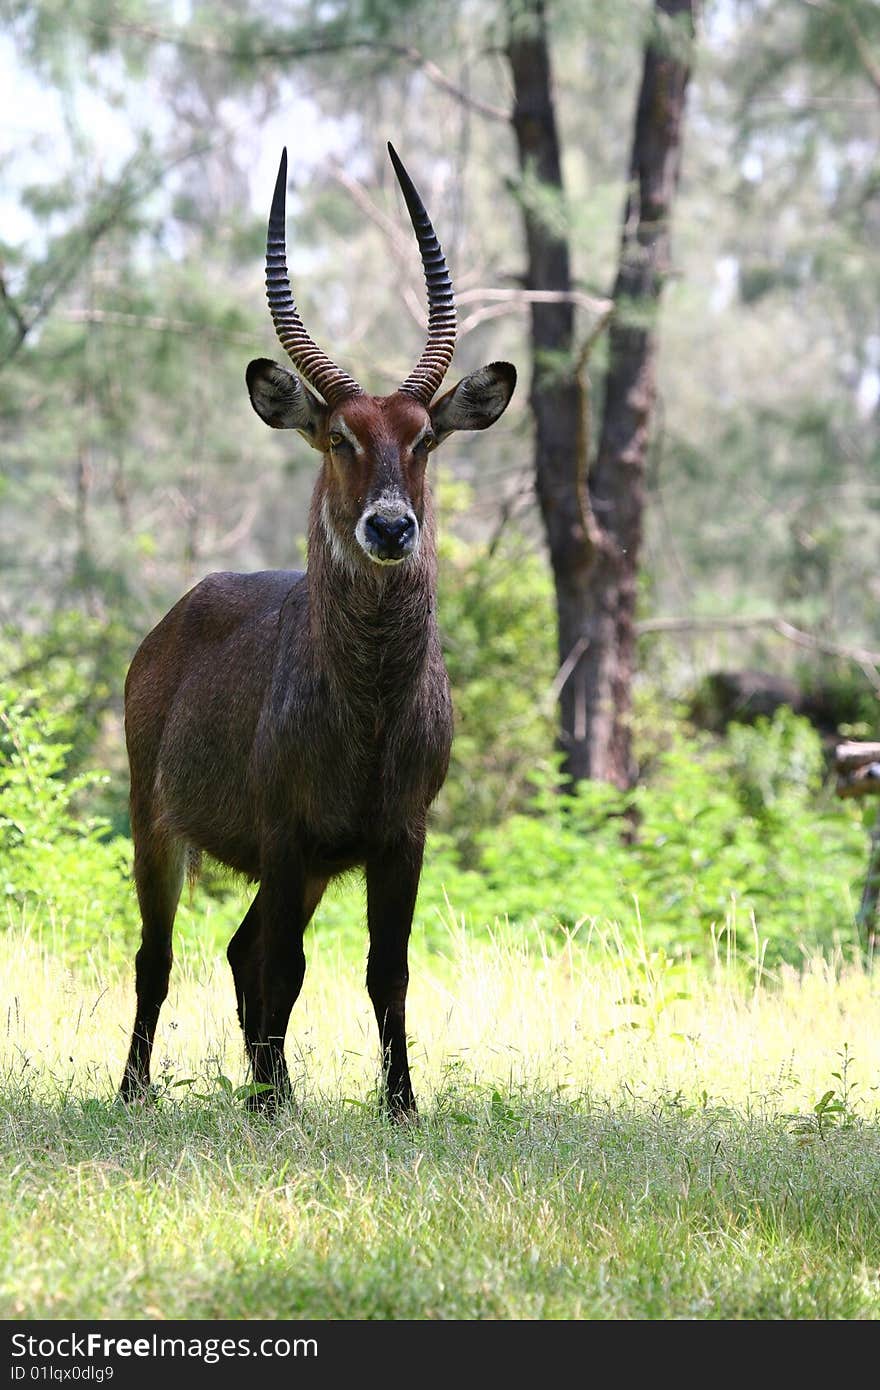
[{"xmin": 306, "ymin": 483, "xmax": 439, "ymax": 710}]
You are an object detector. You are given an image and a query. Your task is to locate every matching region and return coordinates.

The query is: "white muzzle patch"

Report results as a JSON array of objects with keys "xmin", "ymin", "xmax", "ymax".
[{"xmin": 355, "ymin": 490, "xmax": 420, "ymax": 565}]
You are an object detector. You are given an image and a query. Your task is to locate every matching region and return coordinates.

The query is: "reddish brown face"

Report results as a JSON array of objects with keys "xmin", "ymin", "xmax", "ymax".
[
  {"xmin": 247, "ymin": 356, "xmax": 517, "ymax": 570},
  {"xmin": 320, "ymin": 393, "xmax": 435, "ymax": 567}
]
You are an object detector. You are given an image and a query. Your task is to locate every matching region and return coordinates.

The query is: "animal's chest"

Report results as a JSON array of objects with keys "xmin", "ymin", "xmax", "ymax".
[{"xmin": 266, "ymin": 676, "xmax": 452, "ymax": 852}]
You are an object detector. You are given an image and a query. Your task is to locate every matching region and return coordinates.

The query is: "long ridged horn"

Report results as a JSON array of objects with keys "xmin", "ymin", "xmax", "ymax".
[
  {"xmin": 265, "ymin": 148, "xmax": 363, "ymax": 407},
  {"xmin": 387, "ymin": 143, "xmax": 457, "ymax": 406}
]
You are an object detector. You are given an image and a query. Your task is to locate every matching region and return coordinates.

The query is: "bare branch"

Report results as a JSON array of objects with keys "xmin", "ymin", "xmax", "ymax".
[
  {"xmin": 836, "ymin": 741, "xmax": 880, "ymax": 772},
  {"xmin": 574, "ymin": 301, "xmax": 615, "ymax": 377},
  {"xmin": 0, "ymin": 156, "xmax": 150, "ymax": 370},
  {"xmin": 455, "ymin": 287, "xmax": 614, "ymax": 314},
  {"xmin": 328, "ymin": 164, "xmax": 413, "ymax": 259},
  {"xmin": 547, "ymin": 635, "xmax": 590, "ymax": 706},
  {"xmin": 205, "ymin": 501, "xmax": 260, "ymax": 555},
  {"xmin": 457, "ymin": 288, "xmax": 614, "ymax": 339},
  {"xmin": 574, "ymin": 300, "xmax": 615, "ymax": 559},
  {"xmin": 88, "ymin": 19, "xmax": 509, "ymax": 121},
  {"xmin": 326, "ymin": 164, "xmax": 426, "ymax": 335},
  {"xmin": 60, "ymin": 307, "xmax": 255, "ymax": 345},
  {"xmin": 455, "ymin": 302, "xmax": 520, "ymax": 338},
  {"xmin": 0, "ymin": 139, "xmax": 223, "ymax": 371},
  {"xmin": 638, "ymin": 613, "xmax": 880, "ymax": 689}
]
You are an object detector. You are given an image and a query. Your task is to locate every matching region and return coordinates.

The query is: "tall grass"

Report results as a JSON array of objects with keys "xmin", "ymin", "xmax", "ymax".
[{"xmin": 2, "ymin": 904, "xmax": 880, "ymax": 1319}]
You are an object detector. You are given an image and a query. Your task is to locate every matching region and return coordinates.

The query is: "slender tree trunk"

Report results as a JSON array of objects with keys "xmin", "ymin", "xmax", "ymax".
[{"xmin": 508, "ymin": 0, "xmax": 696, "ymax": 789}]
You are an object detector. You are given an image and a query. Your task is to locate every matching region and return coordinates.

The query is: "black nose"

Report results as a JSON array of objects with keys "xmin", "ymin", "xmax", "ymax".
[{"xmin": 364, "ymin": 513, "xmax": 416, "ymax": 559}]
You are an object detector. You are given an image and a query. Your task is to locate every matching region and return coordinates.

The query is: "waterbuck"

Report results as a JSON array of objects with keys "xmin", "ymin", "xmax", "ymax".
[{"xmin": 118, "ymin": 143, "xmax": 516, "ymax": 1118}]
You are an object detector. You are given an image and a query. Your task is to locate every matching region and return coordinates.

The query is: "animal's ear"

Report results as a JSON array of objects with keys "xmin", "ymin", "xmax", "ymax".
[
  {"xmin": 430, "ymin": 362, "xmax": 517, "ymax": 444},
  {"xmin": 246, "ymin": 358, "xmax": 327, "ymax": 449}
]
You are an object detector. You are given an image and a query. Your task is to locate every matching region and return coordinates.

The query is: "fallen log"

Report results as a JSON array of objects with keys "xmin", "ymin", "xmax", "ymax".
[{"xmin": 835, "ymin": 742, "xmax": 880, "ymax": 798}]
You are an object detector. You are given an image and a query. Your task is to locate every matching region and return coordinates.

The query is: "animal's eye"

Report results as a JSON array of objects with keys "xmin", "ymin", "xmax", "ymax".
[
  {"xmin": 328, "ymin": 431, "xmax": 347, "ymax": 451},
  {"xmin": 415, "ymin": 432, "xmax": 435, "ymax": 453}
]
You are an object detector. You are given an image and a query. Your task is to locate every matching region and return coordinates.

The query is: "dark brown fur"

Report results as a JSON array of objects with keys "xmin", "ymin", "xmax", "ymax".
[
  {"xmin": 117, "ymin": 137, "xmax": 516, "ymax": 1115},
  {"xmin": 119, "ymin": 392, "xmax": 457, "ymax": 1117}
]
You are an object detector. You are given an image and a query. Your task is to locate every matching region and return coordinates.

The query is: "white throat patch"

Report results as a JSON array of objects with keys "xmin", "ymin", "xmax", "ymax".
[{"xmin": 320, "ymin": 492, "xmax": 357, "ymax": 577}]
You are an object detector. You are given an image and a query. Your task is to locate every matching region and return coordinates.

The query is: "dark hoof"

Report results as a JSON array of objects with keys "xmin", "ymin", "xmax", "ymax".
[
  {"xmin": 243, "ymin": 1082, "xmax": 289, "ymax": 1115},
  {"xmin": 116, "ymin": 1079, "xmax": 159, "ymax": 1107},
  {"xmin": 387, "ymin": 1094, "xmax": 418, "ymax": 1125},
  {"xmin": 392, "ymin": 1109, "xmax": 419, "ymax": 1127}
]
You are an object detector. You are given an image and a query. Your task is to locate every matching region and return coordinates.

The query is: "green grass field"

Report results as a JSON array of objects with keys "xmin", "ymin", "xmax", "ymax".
[{"xmin": 2, "ymin": 904, "xmax": 880, "ymax": 1320}]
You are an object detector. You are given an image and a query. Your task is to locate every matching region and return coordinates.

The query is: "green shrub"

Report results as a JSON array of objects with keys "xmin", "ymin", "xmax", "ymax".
[
  {"xmin": 434, "ymin": 482, "xmax": 557, "ymax": 847},
  {"xmin": 725, "ymin": 704, "xmax": 827, "ymax": 816},
  {"xmin": 0, "ymin": 687, "xmax": 136, "ymax": 955},
  {"xmin": 0, "ymin": 676, "xmax": 870, "ymax": 976},
  {"xmin": 409, "ymin": 714, "xmax": 868, "ymax": 968}
]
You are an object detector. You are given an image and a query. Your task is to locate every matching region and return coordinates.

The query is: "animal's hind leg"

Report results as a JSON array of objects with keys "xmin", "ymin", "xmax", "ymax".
[
  {"xmin": 118, "ymin": 817, "xmax": 186, "ymax": 1102},
  {"xmin": 227, "ymin": 891, "xmax": 262, "ymax": 1080}
]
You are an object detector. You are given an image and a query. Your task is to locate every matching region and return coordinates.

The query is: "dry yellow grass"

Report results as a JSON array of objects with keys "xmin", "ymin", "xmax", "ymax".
[{"xmin": 4, "ymin": 904, "xmax": 879, "ymax": 1119}]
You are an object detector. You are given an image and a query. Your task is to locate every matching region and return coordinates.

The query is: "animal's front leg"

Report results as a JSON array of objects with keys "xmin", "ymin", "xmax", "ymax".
[
  {"xmin": 249, "ymin": 849, "xmax": 308, "ymax": 1110},
  {"xmin": 365, "ymin": 833, "xmax": 424, "ymax": 1119}
]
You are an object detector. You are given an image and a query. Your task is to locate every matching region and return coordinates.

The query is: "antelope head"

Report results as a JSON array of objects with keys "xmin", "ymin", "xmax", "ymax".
[{"xmin": 246, "ymin": 144, "xmax": 516, "ymax": 568}]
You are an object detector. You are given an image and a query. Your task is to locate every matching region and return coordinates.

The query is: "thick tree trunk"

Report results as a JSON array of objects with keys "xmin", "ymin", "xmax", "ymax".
[
  {"xmin": 507, "ymin": 0, "xmax": 599, "ymax": 785},
  {"xmin": 508, "ymin": 0, "xmax": 695, "ymax": 789},
  {"xmin": 589, "ymin": 0, "xmax": 695, "ymax": 786}
]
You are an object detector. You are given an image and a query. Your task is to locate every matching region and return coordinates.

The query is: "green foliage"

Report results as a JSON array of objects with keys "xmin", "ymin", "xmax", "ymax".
[
  {"xmin": 410, "ymin": 712, "xmax": 867, "ymax": 968},
  {"xmin": 508, "ymin": 161, "xmax": 571, "ymax": 242},
  {"xmin": 724, "ymin": 704, "xmax": 826, "ymax": 817},
  {"xmin": 0, "ymin": 687, "xmax": 136, "ymax": 953},
  {"xmin": 625, "ymin": 723, "xmax": 863, "ymax": 964},
  {"xmin": 0, "ymin": 675, "xmax": 868, "ymax": 974},
  {"xmin": 434, "ymin": 484, "xmax": 557, "ymax": 845},
  {"xmin": 802, "ymin": 663, "xmax": 878, "ymax": 739},
  {"xmin": 0, "ymin": 613, "xmax": 140, "ymax": 837},
  {"xmin": 787, "ymin": 1044, "xmax": 861, "ymax": 1144}
]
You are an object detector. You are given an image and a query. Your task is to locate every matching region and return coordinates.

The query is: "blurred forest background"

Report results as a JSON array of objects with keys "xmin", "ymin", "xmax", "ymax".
[{"xmin": 1, "ymin": 0, "xmax": 879, "ymax": 969}]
